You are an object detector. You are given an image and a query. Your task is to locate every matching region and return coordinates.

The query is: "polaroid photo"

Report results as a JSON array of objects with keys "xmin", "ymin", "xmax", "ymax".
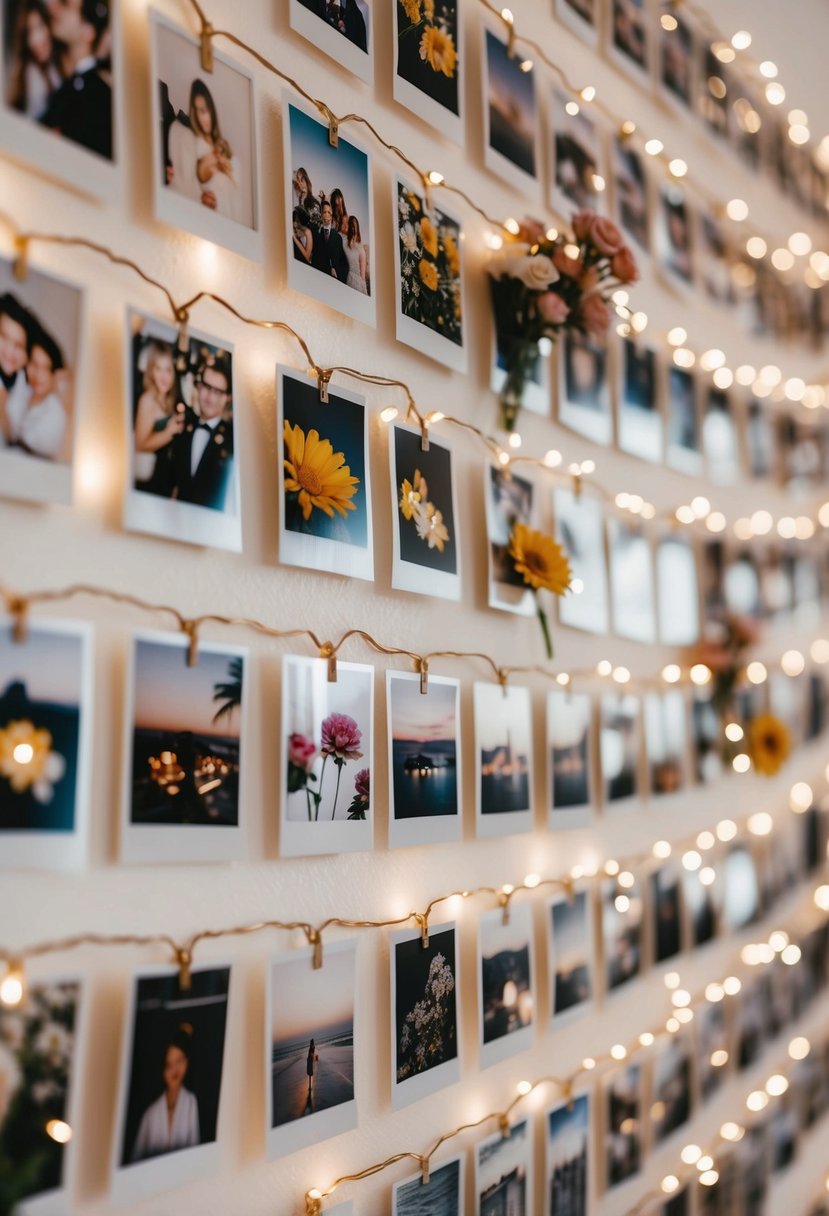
[
  {"xmin": 150, "ymin": 11, "xmax": 261, "ymax": 260},
  {"xmin": 657, "ymin": 184, "xmax": 694, "ymax": 288},
  {"xmin": 550, "ymin": 88, "xmax": 606, "ymax": 216},
  {"xmin": 612, "ymin": 139, "xmax": 650, "ymax": 257},
  {"xmin": 387, "ymin": 670, "xmax": 461, "ymax": 849},
  {"xmin": 0, "ymin": 974, "xmax": 85, "ymax": 1215},
  {"xmin": 546, "ymin": 1093, "xmax": 590, "ymax": 1216},
  {"xmin": 266, "ymin": 939, "xmax": 357, "ymax": 1159},
  {"xmin": 277, "ymin": 365, "xmax": 373, "ymax": 581},
  {"xmin": 656, "ymin": 534, "xmax": 699, "ymax": 646},
  {"xmin": 547, "ymin": 689, "xmax": 593, "ymax": 827},
  {"xmin": 390, "ymin": 422, "xmax": 460, "ymax": 601},
  {"xmin": 660, "ymin": 10, "xmax": 694, "ymax": 107},
  {"xmin": 393, "ymin": 1154, "xmax": 464, "ymax": 1216},
  {"xmin": 0, "ymin": 618, "xmax": 91, "ymax": 870},
  {"xmin": 602, "ymin": 875, "xmax": 643, "ymax": 995},
  {"xmin": 124, "ymin": 308, "xmax": 241, "ymax": 552},
  {"xmin": 698, "ymin": 213, "xmax": 734, "ymax": 307},
  {"xmin": 666, "ymin": 365, "xmax": 703, "ymax": 475},
  {"xmin": 473, "ymin": 682, "xmax": 533, "ymax": 838},
  {"xmin": 558, "ymin": 328, "xmax": 612, "ymax": 444},
  {"xmin": 549, "ymin": 889, "xmax": 593, "ymax": 1022},
  {"xmin": 703, "ymin": 387, "xmax": 740, "ymax": 484},
  {"xmin": 476, "ymin": 1118, "xmax": 532, "ymax": 1215},
  {"xmin": 391, "ymin": 922, "xmax": 460, "ymax": 1109},
  {"xmin": 0, "ymin": 0, "xmax": 122, "ymax": 200},
  {"xmin": 483, "ymin": 24, "xmax": 538, "ymax": 195},
  {"xmin": 485, "ymin": 463, "xmax": 535, "ymax": 616},
  {"xmin": 280, "ymin": 655, "xmax": 373, "ymax": 858},
  {"xmin": 289, "ymin": 0, "xmax": 371, "ymax": 83},
  {"xmin": 556, "ymin": 0, "xmax": 598, "ymax": 40},
  {"xmin": 111, "ymin": 964, "xmax": 231, "ymax": 1205},
  {"xmin": 394, "ymin": 176, "xmax": 466, "ymax": 372},
  {"xmin": 286, "ymin": 97, "xmax": 376, "ymax": 328},
  {"xmin": 650, "ymin": 863, "xmax": 683, "ymax": 965},
  {"xmin": 644, "ymin": 691, "xmax": 687, "ymax": 798},
  {"xmin": 603, "ymin": 1062, "xmax": 642, "ymax": 1191},
  {"xmin": 650, "ymin": 1032, "xmax": 693, "ymax": 1146},
  {"xmin": 607, "ymin": 518, "xmax": 656, "ymax": 643},
  {"xmin": 696, "ymin": 998, "xmax": 728, "ymax": 1101},
  {"xmin": 0, "ymin": 256, "xmax": 83, "ymax": 507},
  {"xmin": 120, "ymin": 631, "xmax": 247, "ymax": 865},
  {"xmin": 478, "ymin": 903, "xmax": 534, "ymax": 1067},
  {"xmin": 553, "ymin": 486, "xmax": 609, "ymax": 634},
  {"xmin": 722, "ymin": 847, "xmax": 760, "ymax": 932},
  {"xmin": 600, "ymin": 693, "xmax": 640, "ymax": 807},
  {"xmin": 394, "ymin": 0, "xmax": 462, "ymax": 142},
  {"xmin": 617, "ymin": 339, "xmax": 661, "ymax": 462},
  {"xmin": 609, "ymin": 0, "xmax": 649, "ymax": 77}
]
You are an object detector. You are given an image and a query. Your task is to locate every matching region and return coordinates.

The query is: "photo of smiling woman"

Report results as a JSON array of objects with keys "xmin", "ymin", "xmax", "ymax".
[{"xmin": 131, "ymin": 1023, "xmax": 199, "ymax": 1162}]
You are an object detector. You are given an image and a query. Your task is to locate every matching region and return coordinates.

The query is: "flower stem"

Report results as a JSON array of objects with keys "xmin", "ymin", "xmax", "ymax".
[
  {"xmin": 305, "ymin": 788, "xmax": 313, "ymax": 822},
  {"xmin": 537, "ymin": 600, "xmax": 554, "ymax": 661},
  {"xmin": 316, "ymin": 756, "xmax": 328, "ymax": 822},
  {"xmin": 331, "ymin": 761, "xmax": 343, "ymax": 820}
]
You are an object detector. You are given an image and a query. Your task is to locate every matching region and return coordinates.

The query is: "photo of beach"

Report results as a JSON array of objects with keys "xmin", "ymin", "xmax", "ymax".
[
  {"xmin": 268, "ymin": 941, "xmax": 356, "ymax": 1156},
  {"xmin": 387, "ymin": 672, "xmax": 460, "ymax": 847},
  {"xmin": 128, "ymin": 637, "xmax": 243, "ymax": 829},
  {"xmin": 393, "ymin": 1155, "xmax": 462, "ymax": 1216}
]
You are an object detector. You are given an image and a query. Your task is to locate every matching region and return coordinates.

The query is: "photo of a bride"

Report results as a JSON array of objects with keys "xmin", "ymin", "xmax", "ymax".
[{"xmin": 151, "ymin": 13, "xmax": 260, "ymax": 257}]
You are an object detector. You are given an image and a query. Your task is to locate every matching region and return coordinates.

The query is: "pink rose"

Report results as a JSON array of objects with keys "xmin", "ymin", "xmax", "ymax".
[
  {"xmin": 537, "ymin": 291, "xmax": 570, "ymax": 324},
  {"xmin": 610, "ymin": 245, "xmax": 639, "ymax": 284},
  {"xmin": 578, "ymin": 294, "xmax": 611, "ymax": 338},
  {"xmin": 571, "ymin": 209, "xmax": 596, "ymax": 241},
  {"xmin": 588, "ymin": 214, "xmax": 624, "ymax": 255},
  {"xmin": 553, "ymin": 245, "xmax": 583, "ymax": 277},
  {"xmin": 288, "ymin": 732, "xmax": 316, "ymax": 771},
  {"xmin": 516, "ymin": 218, "xmax": 547, "ymax": 245},
  {"xmin": 321, "ymin": 713, "xmax": 363, "ymax": 762}
]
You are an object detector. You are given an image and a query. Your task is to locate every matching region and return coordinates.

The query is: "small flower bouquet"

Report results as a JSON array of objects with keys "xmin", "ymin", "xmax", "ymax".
[
  {"xmin": 488, "ymin": 211, "xmax": 639, "ymax": 430},
  {"xmin": 508, "ymin": 523, "xmax": 572, "ymax": 658}
]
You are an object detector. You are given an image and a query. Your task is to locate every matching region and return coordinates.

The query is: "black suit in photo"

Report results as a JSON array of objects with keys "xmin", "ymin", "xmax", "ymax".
[
  {"xmin": 173, "ymin": 409, "xmax": 234, "ymax": 512},
  {"xmin": 42, "ymin": 62, "xmax": 113, "ymax": 160},
  {"xmin": 312, "ymin": 226, "xmax": 349, "ymax": 283},
  {"xmin": 301, "ymin": 0, "xmax": 368, "ymax": 51}
]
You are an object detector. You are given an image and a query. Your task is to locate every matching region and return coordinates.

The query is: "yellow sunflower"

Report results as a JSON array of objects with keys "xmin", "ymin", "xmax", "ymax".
[
  {"xmin": 419, "ymin": 26, "xmax": 457, "ymax": 77},
  {"xmin": 747, "ymin": 712, "xmax": 791, "ymax": 777},
  {"xmin": 283, "ymin": 420, "xmax": 359, "ymax": 520},
  {"xmin": 509, "ymin": 524, "xmax": 571, "ymax": 595},
  {"xmin": 420, "ymin": 215, "xmax": 439, "ymax": 258},
  {"xmin": 418, "ymin": 258, "xmax": 439, "ymax": 291},
  {"xmin": 423, "ymin": 0, "xmax": 435, "ymax": 17},
  {"xmin": 401, "ymin": 0, "xmax": 421, "ymax": 22},
  {"xmin": 407, "ymin": 190, "xmax": 422, "ymax": 213}
]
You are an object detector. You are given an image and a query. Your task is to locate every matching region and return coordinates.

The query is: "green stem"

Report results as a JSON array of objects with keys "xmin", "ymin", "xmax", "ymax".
[
  {"xmin": 305, "ymin": 788, "xmax": 313, "ymax": 822},
  {"xmin": 331, "ymin": 761, "xmax": 343, "ymax": 820},
  {"xmin": 316, "ymin": 756, "xmax": 328, "ymax": 822},
  {"xmin": 537, "ymin": 599, "xmax": 554, "ymax": 661}
]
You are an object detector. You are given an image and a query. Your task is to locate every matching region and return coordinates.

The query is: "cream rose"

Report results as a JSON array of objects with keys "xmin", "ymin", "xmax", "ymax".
[{"xmin": 508, "ymin": 254, "xmax": 560, "ymax": 290}]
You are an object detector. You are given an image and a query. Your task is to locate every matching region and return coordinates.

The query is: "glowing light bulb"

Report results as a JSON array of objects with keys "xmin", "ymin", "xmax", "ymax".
[
  {"xmin": 726, "ymin": 198, "xmax": 749, "ymax": 221},
  {"xmin": 0, "ymin": 962, "xmax": 24, "ymax": 1008},
  {"xmin": 790, "ymin": 782, "xmax": 813, "ymax": 812}
]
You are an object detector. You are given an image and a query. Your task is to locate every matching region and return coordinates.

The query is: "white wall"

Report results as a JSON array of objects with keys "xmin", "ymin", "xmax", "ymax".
[{"xmin": 1, "ymin": 0, "xmax": 828, "ymax": 1214}]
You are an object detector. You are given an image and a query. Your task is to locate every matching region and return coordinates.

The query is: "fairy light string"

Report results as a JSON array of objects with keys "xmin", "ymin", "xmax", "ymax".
[
  {"xmin": 303, "ymin": 873, "xmax": 828, "ymax": 1212},
  {"xmin": 3, "ymin": 209, "xmax": 829, "ymax": 545}
]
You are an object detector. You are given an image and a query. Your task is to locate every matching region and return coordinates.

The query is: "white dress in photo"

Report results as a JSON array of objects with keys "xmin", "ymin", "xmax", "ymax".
[
  {"xmin": 194, "ymin": 136, "xmax": 241, "ymax": 222},
  {"xmin": 167, "ymin": 123, "xmax": 240, "ymax": 222},
  {"xmin": 1, "ymin": 373, "xmax": 65, "ymax": 458},
  {"xmin": 344, "ymin": 242, "xmax": 367, "ymax": 293},
  {"xmin": 131, "ymin": 1087, "xmax": 200, "ymax": 1161}
]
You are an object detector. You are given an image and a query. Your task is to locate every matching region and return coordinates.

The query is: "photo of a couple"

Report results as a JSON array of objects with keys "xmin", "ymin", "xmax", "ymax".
[
  {"xmin": 290, "ymin": 0, "xmax": 370, "ymax": 84},
  {"xmin": 152, "ymin": 13, "xmax": 259, "ymax": 257},
  {"xmin": 0, "ymin": 255, "xmax": 80, "ymax": 505},
  {"xmin": 125, "ymin": 311, "xmax": 241, "ymax": 552},
  {"xmin": 287, "ymin": 102, "xmax": 375, "ymax": 327},
  {"xmin": 3, "ymin": 0, "xmax": 113, "ymax": 159}
]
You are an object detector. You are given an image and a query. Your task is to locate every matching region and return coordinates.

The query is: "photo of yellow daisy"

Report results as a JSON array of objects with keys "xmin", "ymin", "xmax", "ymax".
[{"xmin": 278, "ymin": 368, "xmax": 373, "ymax": 582}]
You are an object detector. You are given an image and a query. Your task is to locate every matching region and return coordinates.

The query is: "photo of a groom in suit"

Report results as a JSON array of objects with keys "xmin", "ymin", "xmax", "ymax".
[
  {"xmin": 172, "ymin": 357, "xmax": 234, "ymax": 511},
  {"xmin": 312, "ymin": 202, "xmax": 349, "ymax": 282}
]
